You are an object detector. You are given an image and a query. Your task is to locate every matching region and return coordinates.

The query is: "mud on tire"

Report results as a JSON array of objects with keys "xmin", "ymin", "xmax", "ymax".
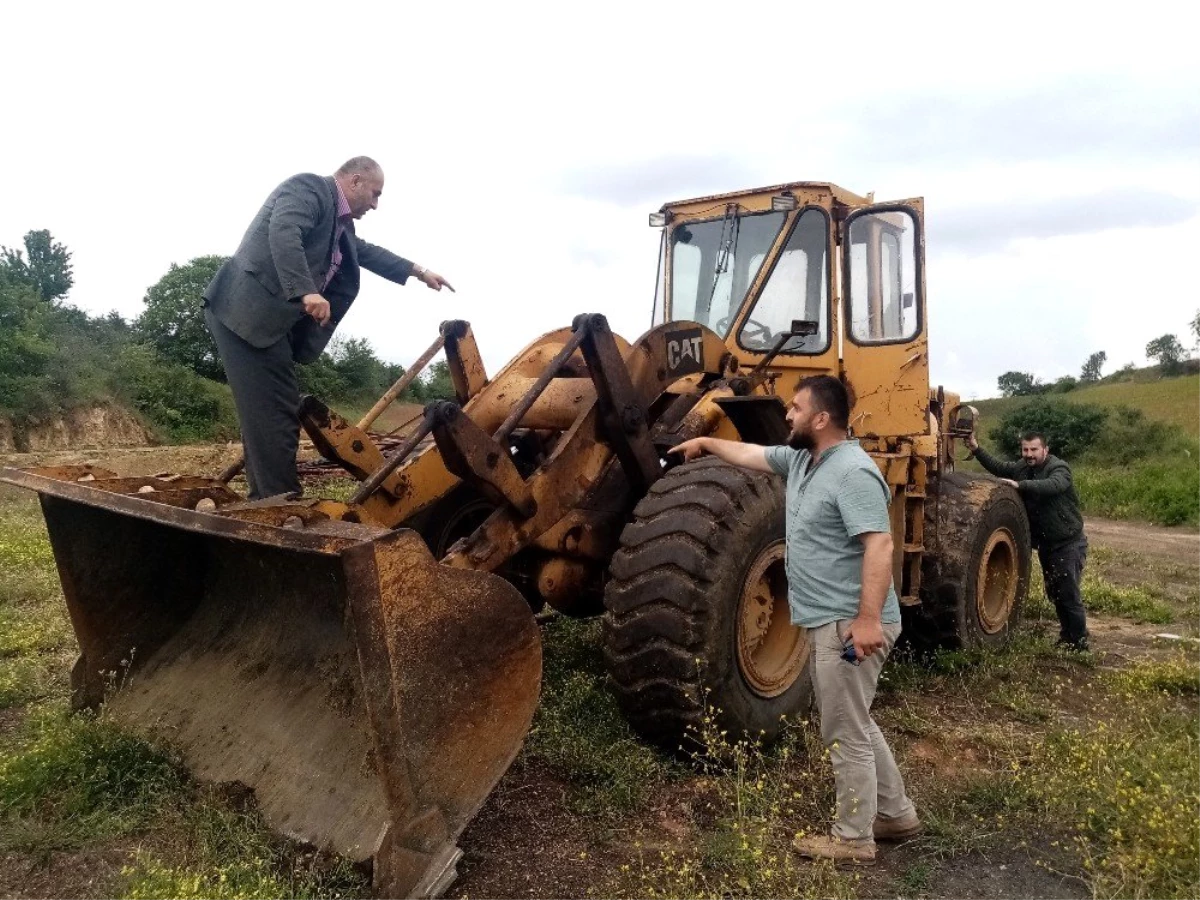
[
  {"xmin": 916, "ymin": 472, "xmax": 1032, "ymax": 649},
  {"xmin": 602, "ymin": 458, "xmax": 812, "ymax": 751}
]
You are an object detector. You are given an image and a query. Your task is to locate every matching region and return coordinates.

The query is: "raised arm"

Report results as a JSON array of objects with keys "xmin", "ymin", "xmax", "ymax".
[
  {"xmin": 670, "ymin": 437, "xmax": 773, "ymax": 473},
  {"xmin": 356, "ymin": 237, "xmax": 455, "ymax": 292},
  {"xmin": 968, "ymin": 433, "xmax": 1026, "ymax": 479}
]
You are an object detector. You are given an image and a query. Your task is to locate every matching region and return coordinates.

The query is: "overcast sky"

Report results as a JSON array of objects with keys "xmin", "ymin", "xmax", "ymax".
[{"xmin": 3, "ymin": 1, "xmax": 1197, "ymax": 400}]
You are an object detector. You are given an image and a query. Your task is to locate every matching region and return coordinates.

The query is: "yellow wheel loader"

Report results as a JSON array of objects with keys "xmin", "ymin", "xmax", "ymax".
[{"xmin": 2, "ymin": 181, "xmax": 1030, "ymax": 897}]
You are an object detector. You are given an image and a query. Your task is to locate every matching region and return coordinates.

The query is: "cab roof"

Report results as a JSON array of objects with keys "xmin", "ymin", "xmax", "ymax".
[{"xmin": 658, "ymin": 181, "xmax": 873, "ymax": 213}]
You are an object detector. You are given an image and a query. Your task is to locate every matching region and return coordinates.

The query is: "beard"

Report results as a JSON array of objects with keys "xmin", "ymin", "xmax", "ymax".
[{"xmin": 787, "ymin": 427, "xmax": 815, "ymax": 452}]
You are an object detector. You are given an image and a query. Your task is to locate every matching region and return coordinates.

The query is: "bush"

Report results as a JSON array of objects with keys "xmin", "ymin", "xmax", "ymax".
[
  {"xmin": 989, "ymin": 400, "xmax": 1108, "ymax": 460},
  {"xmin": 1050, "ymin": 375, "xmax": 1078, "ymax": 393},
  {"xmin": 0, "ymin": 277, "xmax": 137, "ymax": 424},
  {"xmin": 1105, "ymin": 362, "xmax": 1139, "ymax": 383},
  {"xmin": 296, "ymin": 337, "xmax": 413, "ymax": 408},
  {"xmin": 1082, "ymin": 405, "xmax": 1194, "ymax": 467},
  {"xmin": 110, "ymin": 345, "xmax": 239, "ymax": 443}
]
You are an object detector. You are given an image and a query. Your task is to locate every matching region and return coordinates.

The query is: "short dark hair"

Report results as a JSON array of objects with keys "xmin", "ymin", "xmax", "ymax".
[
  {"xmin": 796, "ymin": 375, "xmax": 850, "ymax": 430},
  {"xmin": 1020, "ymin": 431, "xmax": 1048, "ymax": 446}
]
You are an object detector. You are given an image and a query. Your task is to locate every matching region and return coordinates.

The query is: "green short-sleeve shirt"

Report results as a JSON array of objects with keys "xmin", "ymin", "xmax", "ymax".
[{"xmin": 763, "ymin": 440, "xmax": 901, "ymax": 628}]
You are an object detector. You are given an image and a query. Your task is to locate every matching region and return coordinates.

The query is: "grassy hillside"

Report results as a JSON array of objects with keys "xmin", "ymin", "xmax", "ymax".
[
  {"xmin": 962, "ymin": 371, "xmax": 1199, "ymax": 527},
  {"xmin": 970, "ymin": 373, "xmax": 1199, "ymax": 439}
]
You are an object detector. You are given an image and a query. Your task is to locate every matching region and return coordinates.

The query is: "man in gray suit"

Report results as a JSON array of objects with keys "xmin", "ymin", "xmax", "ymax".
[{"xmin": 204, "ymin": 156, "xmax": 453, "ymax": 499}]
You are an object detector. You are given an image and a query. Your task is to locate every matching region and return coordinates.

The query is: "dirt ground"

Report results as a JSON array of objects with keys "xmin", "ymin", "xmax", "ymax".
[
  {"xmin": 1083, "ymin": 516, "xmax": 1198, "ymax": 563},
  {"xmin": 1, "ymin": 443, "xmax": 1196, "ymax": 899}
]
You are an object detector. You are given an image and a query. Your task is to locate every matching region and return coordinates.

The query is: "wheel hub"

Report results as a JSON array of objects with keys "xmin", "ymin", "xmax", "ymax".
[
  {"xmin": 736, "ymin": 540, "xmax": 808, "ymax": 698},
  {"xmin": 976, "ymin": 527, "xmax": 1019, "ymax": 634}
]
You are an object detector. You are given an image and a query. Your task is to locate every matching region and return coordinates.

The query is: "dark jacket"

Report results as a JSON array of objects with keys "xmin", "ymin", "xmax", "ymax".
[
  {"xmin": 203, "ymin": 173, "xmax": 414, "ymax": 363},
  {"xmin": 974, "ymin": 446, "xmax": 1085, "ymax": 549}
]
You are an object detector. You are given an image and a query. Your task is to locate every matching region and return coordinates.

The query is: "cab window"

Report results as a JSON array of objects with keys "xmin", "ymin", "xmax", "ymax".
[
  {"xmin": 669, "ymin": 210, "xmax": 786, "ymax": 335},
  {"xmin": 737, "ymin": 208, "xmax": 828, "ymax": 352},
  {"xmin": 847, "ymin": 210, "xmax": 919, "ymax": 344}
]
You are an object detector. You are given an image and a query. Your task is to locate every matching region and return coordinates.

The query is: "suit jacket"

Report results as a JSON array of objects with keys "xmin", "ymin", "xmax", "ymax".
[{"xmin": 203, "ymin": 173, "xmax": 415, "ymax": 363}]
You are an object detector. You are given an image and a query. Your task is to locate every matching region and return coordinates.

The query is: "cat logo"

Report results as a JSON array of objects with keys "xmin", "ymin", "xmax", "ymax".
[{"xmin": 665, "ymin": 327, "xmax": 704, "ymax": 375}]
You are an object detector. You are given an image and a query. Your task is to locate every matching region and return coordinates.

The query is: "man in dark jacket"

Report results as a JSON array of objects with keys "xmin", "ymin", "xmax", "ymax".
[
  {"xmin": 203, "ymin": 156, "xmax": 453, "ymax": 499},
  {"xmin": 968, "ymin": 430, "xmax": 1089, "ymax": 650}
]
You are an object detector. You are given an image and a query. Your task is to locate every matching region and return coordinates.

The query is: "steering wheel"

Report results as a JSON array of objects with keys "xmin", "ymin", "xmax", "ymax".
[{"xmin": 715, "ymin": 316, "xmax": 773, "ymax": 345}]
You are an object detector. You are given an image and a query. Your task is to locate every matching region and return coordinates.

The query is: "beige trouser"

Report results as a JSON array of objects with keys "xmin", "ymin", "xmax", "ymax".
[{"xmin": 807, "ymin": 620, "xmax": 914, "ymax": 841}]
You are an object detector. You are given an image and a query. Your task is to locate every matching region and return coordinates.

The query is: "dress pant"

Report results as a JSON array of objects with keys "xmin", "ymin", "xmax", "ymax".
[{"xmin": 204, "ymin": 306, "xmax": 302, "ymax": 500}]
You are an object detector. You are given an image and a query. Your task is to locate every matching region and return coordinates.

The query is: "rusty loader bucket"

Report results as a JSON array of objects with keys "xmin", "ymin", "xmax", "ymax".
[{"xmin": 0, "ymin": 465, "xmax": 541, "ymax": 898}]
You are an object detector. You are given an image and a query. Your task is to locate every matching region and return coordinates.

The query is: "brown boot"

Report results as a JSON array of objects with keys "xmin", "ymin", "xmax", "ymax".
[
  {"xmin": 873, "ymin": 812, "xmax": 923, "ymax": 841},
  {"xmin": 792, "ymin": 834, "xmax": 876, "ymax": 865}
]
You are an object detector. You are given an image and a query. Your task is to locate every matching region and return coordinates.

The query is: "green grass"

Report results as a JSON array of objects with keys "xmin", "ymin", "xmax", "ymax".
[
  {"xmin": 0, "ymin": 492, "xmax": 74, "ymax": 709},
  {"xmin": 525, "ymin": 617, "xmax": 670, "ymax": 818},
  {"xmin": 121, "ymin": 799, "xmax": 366, "ymax": 900},
  {"xmin": 603, "ymin": 709, "xmax": 860, "ymax": 900},
  {"xmin": 1082, "ymin": 571, "xmax": 1175, "ymax": 623},
  {"xmin": 0, "ymin": 709, "xmax": 367, "ymax": 897},
  {"xmin": 1076, "ymin": 461, "xmax": 1199, "ymax": 527},
  {"xmin": 0, "ymin": 709, "xmax": 188, "ymax": 853},
  {"xmin": 1109, "ymin": 652, "xmax": 1200, "ymax": 697},
  {"xmin": 880, "ymin": 634, "xmax": 1199, "ymax": 899},
  {"xmin": 122, "ymin": 855, "xmax": 362, "ymax": 900},
  {"xmin": 1015, "ymin": 667, "xmax": 1200, "ymax": 900}
]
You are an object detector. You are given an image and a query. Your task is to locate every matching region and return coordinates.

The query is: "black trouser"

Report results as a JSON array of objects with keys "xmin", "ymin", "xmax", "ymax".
[
  {"xmin": 204, "ymin": 307, "xmax": 302, "ymax": 500},
  {"xmin": 1038, "ymin": 537, "xmax": 1089, "ymax": 646}
]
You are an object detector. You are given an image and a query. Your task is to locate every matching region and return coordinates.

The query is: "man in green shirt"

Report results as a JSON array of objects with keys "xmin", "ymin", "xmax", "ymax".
[
  {"xmin": 673, "ymin": 375, "xmax": 918, "ymax": 865},
  {"xmin": 968, "ymin": 431, "xmax": 1089, "ymax": 650}
]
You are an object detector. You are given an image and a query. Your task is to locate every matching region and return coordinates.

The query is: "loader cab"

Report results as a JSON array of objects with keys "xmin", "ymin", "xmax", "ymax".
[
  {"xmin": 653, "ymin": 201, "xmax": 830, "ymax": 356},
  {"xmin": 650, "ymin": 182, "xmax": 930, "ymax": 437}
]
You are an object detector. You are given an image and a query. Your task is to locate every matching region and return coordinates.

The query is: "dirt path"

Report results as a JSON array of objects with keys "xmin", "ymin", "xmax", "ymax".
[{"xmin": 1084, "ymin": 515, "xmax": 1198, "ymax": 563}]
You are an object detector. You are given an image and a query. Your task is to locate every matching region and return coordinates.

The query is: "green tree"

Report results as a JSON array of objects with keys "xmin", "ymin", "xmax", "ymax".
[
  {"xmin": 0, "ymin": 229, "xmax": 74, "ymax": 302},
  {"xmin": 1145, "ymin": 334, "xmax": 1185, "ymax": 376},
  {"xmin": 297, "ymin": 350, "xmax": 347, "ymax": 400},
  {"xmin": 133, "ymin": 256, "xmax": 227, "ymax": 381},
  {"xmin": 415, "ymin": 359, "xmax": 456, "ymax": 402},
  {"xmin": 1190, "ymin": 310, "xmax": 1199, "ymax": 351},
  {"xmin": 1079, "ymin": 350, "xmax": 1106, "ymax": 383},
  {"xmin": 0, "ymin": 270, "xmax": 58, "ymax": 420},
  {"xmin": 996, "ymin": 370, "xmax": 1043, "ymax": 397},
  {"xmin": 333, "ymin": 337, "xmax": 390, "ymax": 398}
]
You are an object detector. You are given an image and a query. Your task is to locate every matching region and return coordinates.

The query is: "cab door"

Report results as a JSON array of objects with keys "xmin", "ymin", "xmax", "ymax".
[{"xmin": 839, "ymin": 199, "xmax": 929, "ymax": 438}]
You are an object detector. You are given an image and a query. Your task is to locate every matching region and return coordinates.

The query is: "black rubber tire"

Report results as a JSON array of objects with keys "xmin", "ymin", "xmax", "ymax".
[
  {"xmin": 916, "ymin": 472, "xmax": 1032, "ymax": 649},
  {"xmin": 405, "ymin": 486, "xmax": 545, "ymax": 613},
  {"xmin": 406, "ymin": 485, "xmax": 496, "ymax": 560},
  {"xmin": 602, "ymin": 458, "xmax": 813, "ymax": 751}
]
